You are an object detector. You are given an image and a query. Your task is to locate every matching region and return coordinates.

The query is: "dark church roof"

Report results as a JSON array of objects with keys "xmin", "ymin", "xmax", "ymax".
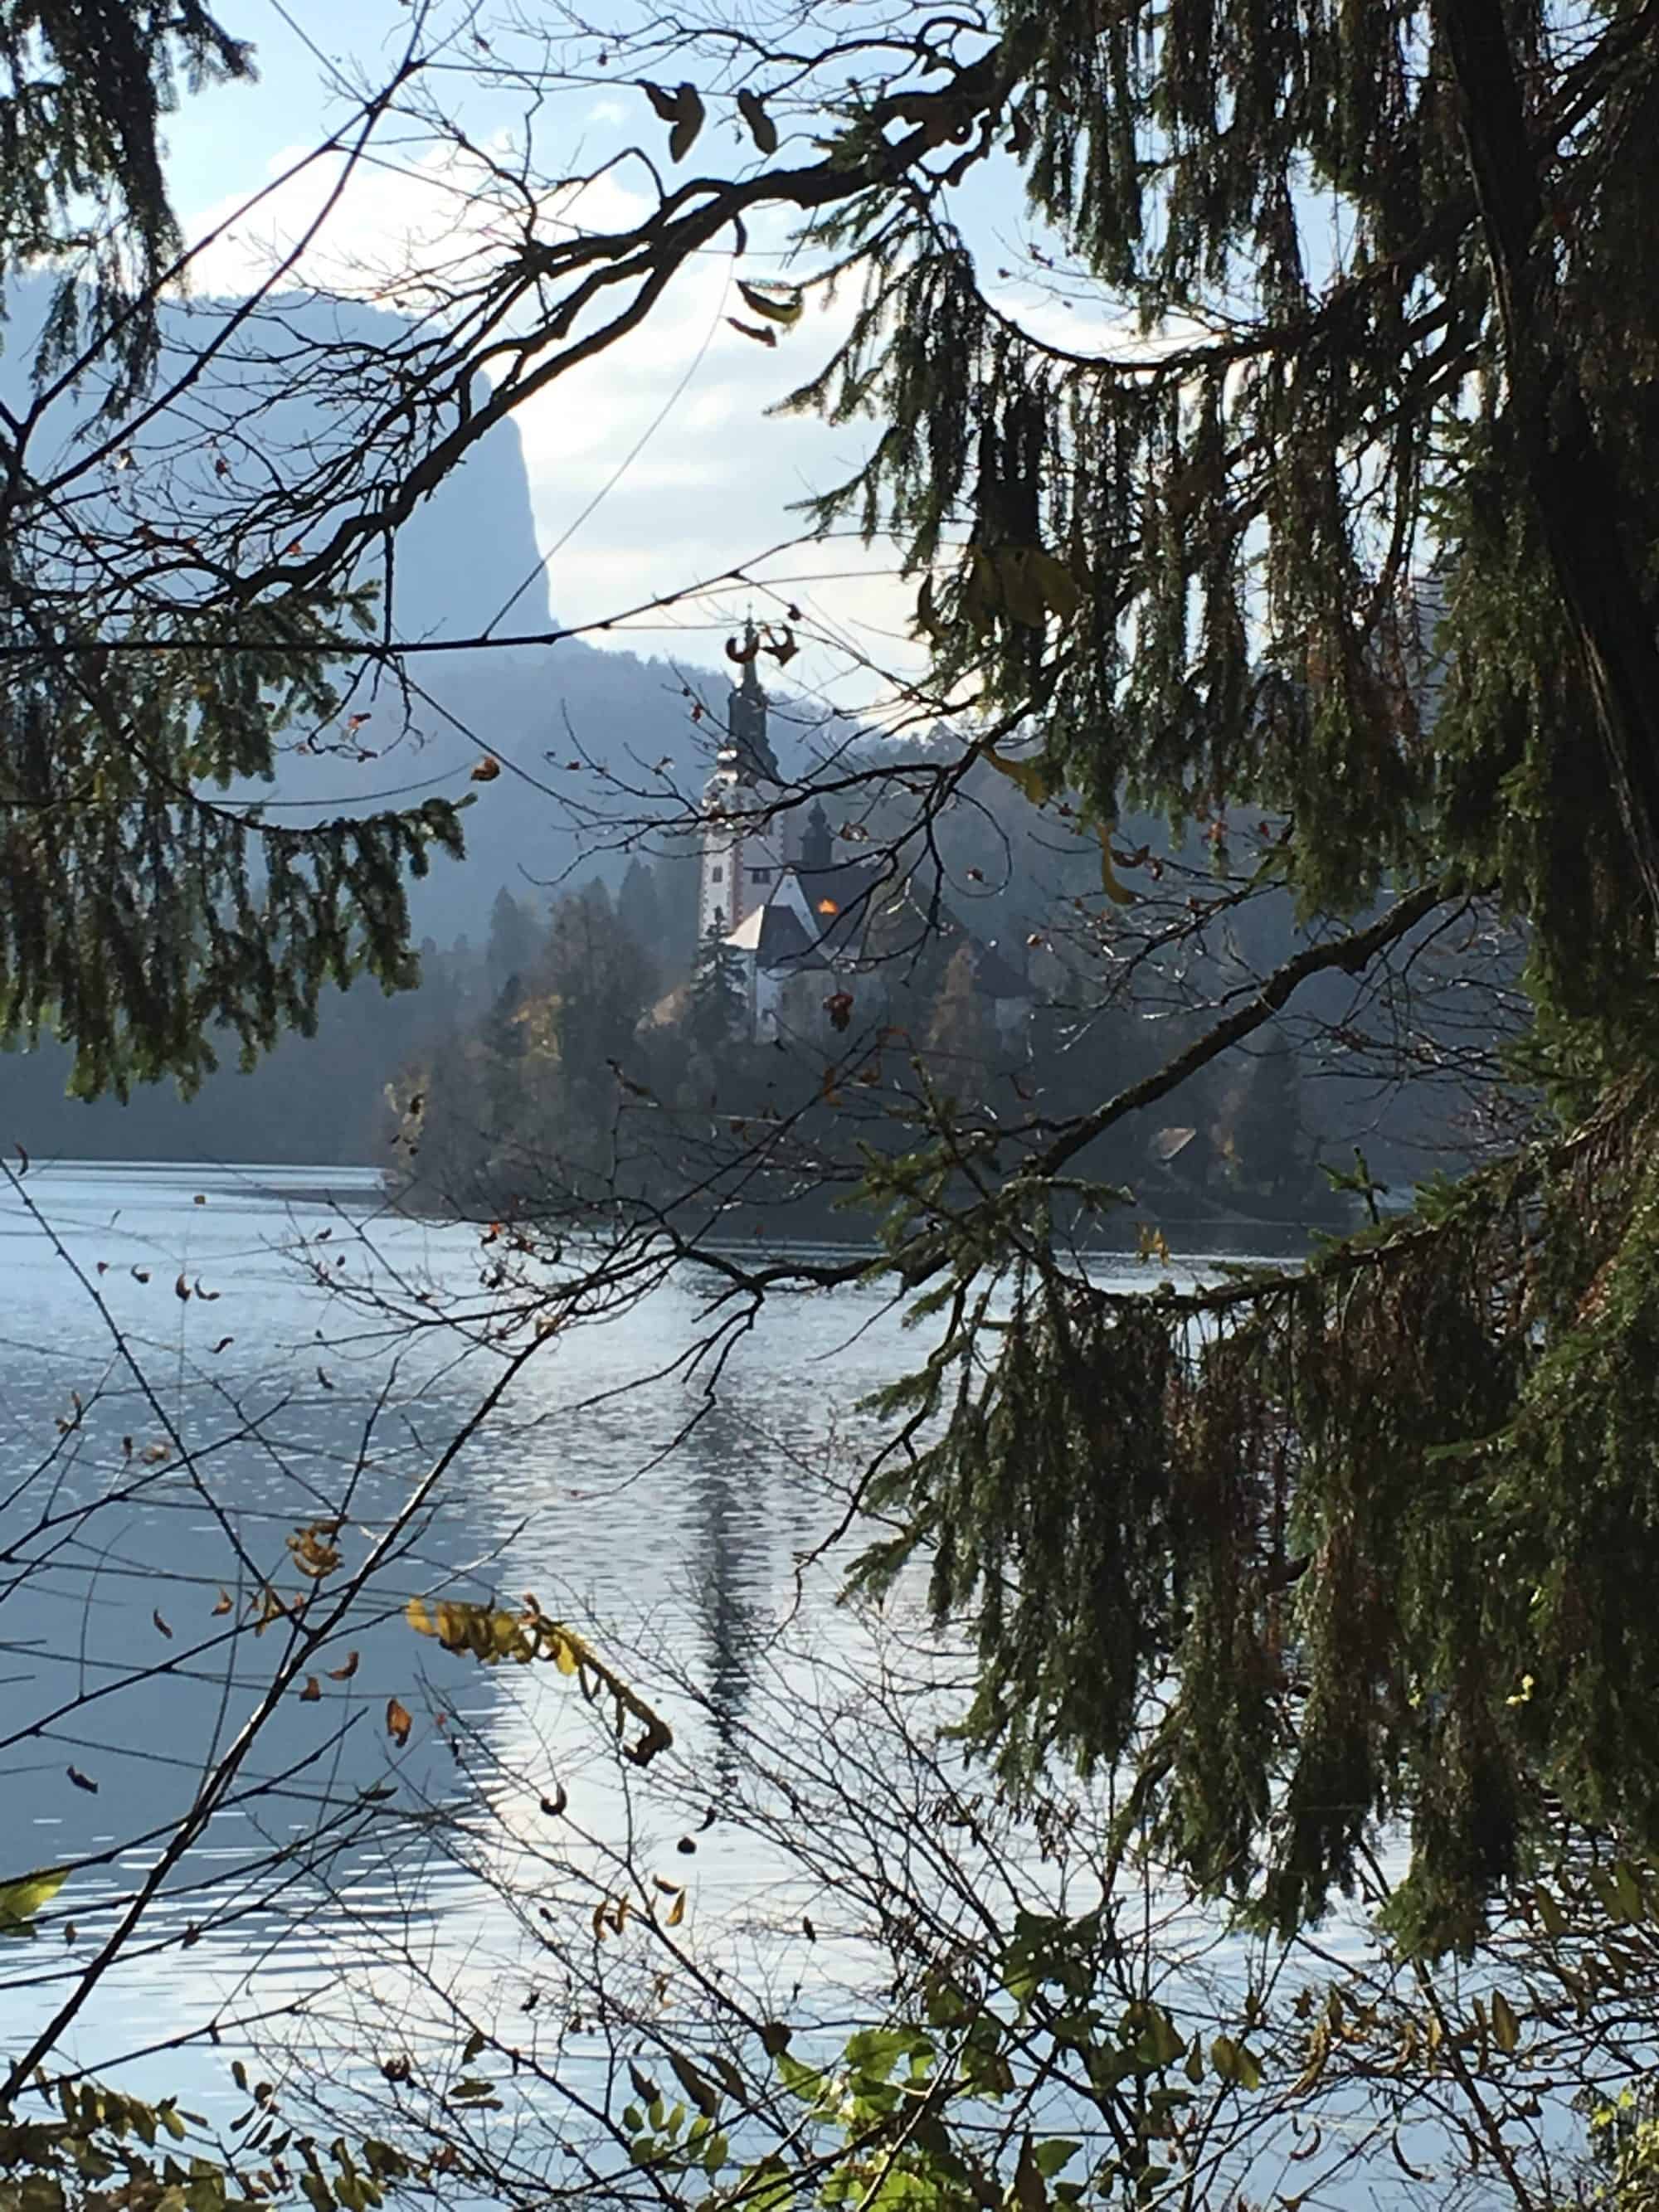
[{"xmin": 795, "ymin": 858, "xmax": 887, "ymax": 962}]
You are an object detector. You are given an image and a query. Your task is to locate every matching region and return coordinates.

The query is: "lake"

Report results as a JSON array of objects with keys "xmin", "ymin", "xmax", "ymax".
[{"xmin": 0, "ymin": 1163, "xmax": 1389, "ymax": 2200}]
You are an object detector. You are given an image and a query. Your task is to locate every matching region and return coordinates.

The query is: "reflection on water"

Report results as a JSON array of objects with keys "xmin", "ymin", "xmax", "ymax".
[
  {"xmin": 0, "ymin": 1162, "xmax": 1306, "ymax": 2117},
  {"xmin": 0, "ymin": 1164, "xmax": 917, "ymax": 2102}
]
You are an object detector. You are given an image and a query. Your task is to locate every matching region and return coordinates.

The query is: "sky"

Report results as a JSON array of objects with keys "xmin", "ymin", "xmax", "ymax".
[{"xmin": 159, "ymin": 0, "xmax": 965, "ymax": 715}]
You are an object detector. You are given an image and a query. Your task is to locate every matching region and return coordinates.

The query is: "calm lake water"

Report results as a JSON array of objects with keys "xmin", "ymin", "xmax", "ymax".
[{"xmin": 0, "ymin": 1163, "xmax": 1343, "ymax": 2174}]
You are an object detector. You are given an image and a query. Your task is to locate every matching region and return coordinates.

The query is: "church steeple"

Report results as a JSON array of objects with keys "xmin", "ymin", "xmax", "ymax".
[
  {"xmin": 722, "ymin": 622, "xmax": 781, "ymax": 784},
  {"xmin": 698, "ymin": 621, "xmax": 789, "ymax": 954}
]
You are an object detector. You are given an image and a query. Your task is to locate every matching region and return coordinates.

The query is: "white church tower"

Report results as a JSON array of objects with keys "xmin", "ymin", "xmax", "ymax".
[{"xmin": 698, "ymin": 625, "xmax": 795, "ymax": 942}]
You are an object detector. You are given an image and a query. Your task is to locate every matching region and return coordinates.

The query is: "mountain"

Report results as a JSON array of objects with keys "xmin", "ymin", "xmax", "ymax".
[
  {"xmin": 0, "ymin": 283, "xmax": 762, "ymax": 1157},
  {"xmin": 2, "ymin": 282, "xmax": 743, "ymax": 940}
]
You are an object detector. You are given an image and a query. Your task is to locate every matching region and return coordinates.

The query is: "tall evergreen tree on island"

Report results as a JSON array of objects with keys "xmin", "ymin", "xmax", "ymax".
[{"xmin": 684, "ymin": 920, "xmax": 749, "ymax": 1063}]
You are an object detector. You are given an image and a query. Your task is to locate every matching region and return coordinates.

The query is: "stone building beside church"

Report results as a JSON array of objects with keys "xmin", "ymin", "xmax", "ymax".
[{"xmin": 695, "ymin": 630, "xmax": 1031, "ymax": 1043}]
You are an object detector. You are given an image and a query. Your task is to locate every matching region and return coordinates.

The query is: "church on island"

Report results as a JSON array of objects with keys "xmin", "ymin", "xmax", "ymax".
[{"xmin": 693, "ymin": 627, "xmax": 1031, "ymax": 1043}]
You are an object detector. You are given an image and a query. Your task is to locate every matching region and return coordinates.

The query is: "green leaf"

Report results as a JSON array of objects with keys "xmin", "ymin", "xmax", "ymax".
[
  {"xmin": 1209, "ymin": 2036, "xmax": 1263, "ymax": 2091},
  {"xmin": 844, "ymin": 2027, "xmax": 916, "ymax": 2084},
  {"xmin": 1126, "ymin": 2002, "xmax": 1185, "ymax": 2069}
]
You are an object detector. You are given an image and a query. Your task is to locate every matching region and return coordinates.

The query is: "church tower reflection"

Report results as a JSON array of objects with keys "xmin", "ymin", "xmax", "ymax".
[{"xmin": 676, "ymin": 1398, "xmax": 771, "ymax": 1790}]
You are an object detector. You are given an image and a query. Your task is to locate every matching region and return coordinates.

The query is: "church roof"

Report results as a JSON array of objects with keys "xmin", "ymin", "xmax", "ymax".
[
  {"xmin": 717, "ymin": 851, "xmax": 1030, "ymax": 1002},
  {"xmin": 794, "ymin": 858, "xmax": 885, "ymax": 960},
  {"xmin": 726, "ymin": 899, "xmax": 828, "ymax": 969}
]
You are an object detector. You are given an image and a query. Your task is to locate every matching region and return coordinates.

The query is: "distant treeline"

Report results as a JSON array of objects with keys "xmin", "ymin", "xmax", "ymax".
[{"xmin": 2, "ymin": 756, "xmax": 1496, "ymax": 1223}]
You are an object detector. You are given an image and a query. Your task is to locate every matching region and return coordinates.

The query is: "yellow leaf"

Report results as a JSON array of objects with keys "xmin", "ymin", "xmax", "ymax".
[
  {"xmin": 1028, "ymin": 547, "xmax": 1084, "ymax": 619},
  {"xmin": 551, "ymin": 1636, "xmax": 579, "ymax": 1676},
  {"xmin": 1534, "ymin": 1886, "xmax": 1569, "ymax": 1938},
  {"xmin": 406, "ymin": 1597, "xmax": 435, "ymax": 1637},
  {"xmin": 0, "ymin": 1867, "xmax": 69, "ymax": 1931},
  {"xmin": 667, "ymin": 1891, "xmax": 687, "ymax": 1928},
  {"xmin": 1089, "ymin": 818, "xmax": 1138, "ymax": 906},
  {"xmin": 737, "ymin": 280, "xmax": 801, "ymax": 325},
  {"xmin": 1491, "ymin": 1990, "xmax": 1521, "ymax": 2055},
  {"xmin": 982, "ymin": 743, "xmax": 1063, "ymax": 810}
]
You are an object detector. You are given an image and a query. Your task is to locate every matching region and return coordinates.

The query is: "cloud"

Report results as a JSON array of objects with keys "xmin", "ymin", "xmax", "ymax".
[{"xmin": 180, "ymin": 137, "xmax": 919, "ymax": 707}]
